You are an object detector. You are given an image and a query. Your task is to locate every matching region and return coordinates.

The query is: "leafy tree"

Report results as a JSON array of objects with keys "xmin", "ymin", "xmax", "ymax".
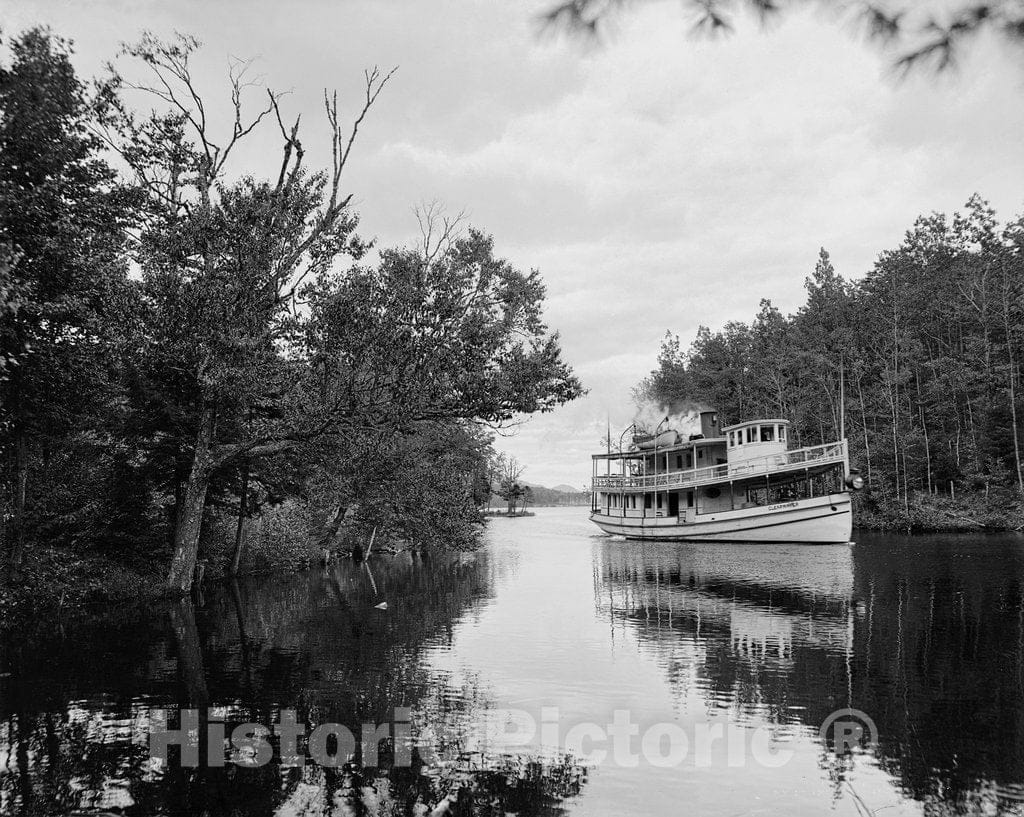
[
  {"xmin": 0, "ymin": 28, "xmax": 129, "ymax": 579},
  {"xmin": 0, "ymin": 29, "xmax": 586, "ymax": 592},
  {"xmin": 97, "ymin": 33, "xmax": 396, "ymax": 592},
  {"xmin": 305, "ymin": 229, "xmax": 583, "ymax": 430},
  {"xmin": 494, "ymin": 455, "xmax": 526, "ymax": 514},
  {"xmin": 634, "ymin": 331, "xmax": 691, "ymax": 409},
  {"xmin": 305, "ymin": 228, "xmax": 583, "ymax": 525},
  {"xmin": 520, "ymin": 485, "xmax": 534, "ymax": 515}
]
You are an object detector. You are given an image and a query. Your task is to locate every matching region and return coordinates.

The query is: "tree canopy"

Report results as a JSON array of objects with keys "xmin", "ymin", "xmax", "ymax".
[
  {"xmin": 0, "ymin": 29, "xmax": 584, "ymax": 592},
  {"xmin": 638, "ymin": 195, "xmax": 1024, "ymax": 525}
]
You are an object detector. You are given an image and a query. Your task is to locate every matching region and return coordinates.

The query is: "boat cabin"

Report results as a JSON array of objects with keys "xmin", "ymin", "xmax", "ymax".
[{"xmin": 723, "ymin": 419, "xmax": 789, "ymax": 471}]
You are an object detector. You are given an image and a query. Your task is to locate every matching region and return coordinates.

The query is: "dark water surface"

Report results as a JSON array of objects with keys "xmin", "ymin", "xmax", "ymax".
[{"xmin": 2, "ymin": 508, "xmax": 1024, "ymax": 815}]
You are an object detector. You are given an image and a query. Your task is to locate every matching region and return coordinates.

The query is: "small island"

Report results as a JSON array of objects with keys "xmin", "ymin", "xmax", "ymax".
[{"xmin": 482, "ymin": 454, "xmax": 589, "ymax": 516}]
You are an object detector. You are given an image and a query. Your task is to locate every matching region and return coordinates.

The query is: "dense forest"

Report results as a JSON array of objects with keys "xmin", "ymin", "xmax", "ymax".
[
  {"xmin": 638, "ymin": 196, "xmax": 1024, "ymax": 530},
  {"xmin": 0, "ymin": 29, "xmax": 582, "ymax": 603}
]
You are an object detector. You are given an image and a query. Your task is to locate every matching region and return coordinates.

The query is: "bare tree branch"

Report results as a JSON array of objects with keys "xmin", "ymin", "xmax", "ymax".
[{"xmin": 415, "ymin": 200, "xmax": 468, "ymax": 269}]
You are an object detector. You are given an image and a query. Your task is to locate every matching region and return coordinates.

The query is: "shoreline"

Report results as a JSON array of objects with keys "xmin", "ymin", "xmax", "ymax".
[{"xmin": 3, "ymin": 495, "xmax": 1021, "ymax": 629}]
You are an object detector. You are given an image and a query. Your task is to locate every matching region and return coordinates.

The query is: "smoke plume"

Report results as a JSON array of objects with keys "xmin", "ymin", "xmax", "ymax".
[{"xmin": 632, "ymin": 399, "xmax": 713, "ymax": 439}]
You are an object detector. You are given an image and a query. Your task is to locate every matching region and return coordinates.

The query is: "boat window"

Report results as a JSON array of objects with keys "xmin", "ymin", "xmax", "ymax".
[
  {"xmin": 746, "ymin": 427, "xmax": 756, "ymax": 443},
  {"xmin": 736, "ymin": 430, "xmax": 742, "ymax": 445},
  {"xmin": 761, "ymin": 425, "xmax": 775, "ymax": 442},
  {"xmin": 644, "ymin": 494, "xmax": 652, "ymax": 508},
  {"xmin": 779, "ymin": 425, "xmax": 787, "ymax": 442},
  {"xmin": 675, "ymin": 455, "xmax": 683, "ymax": 469},
  {"xmin": 698, "ymin": 448, "xmax": 704, "ymax": 460},
  {"xmin": 687, "ymin": 491, "xmax": 694, "ymax": 507},
  {"xmin": 727, "ymin": 431, "xmax": 733, "ymax": 447}
]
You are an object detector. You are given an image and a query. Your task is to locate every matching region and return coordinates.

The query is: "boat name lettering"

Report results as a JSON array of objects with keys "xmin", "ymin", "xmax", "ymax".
[{"xmin": 767, "ymin": 501, "xmax": 799, "ymax": 511}]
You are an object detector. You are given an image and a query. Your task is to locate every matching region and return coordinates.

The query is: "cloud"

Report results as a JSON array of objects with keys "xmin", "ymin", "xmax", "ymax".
[{"xmin": 13, "ymin": 0, "xmax": 1024, "ymax": 487}]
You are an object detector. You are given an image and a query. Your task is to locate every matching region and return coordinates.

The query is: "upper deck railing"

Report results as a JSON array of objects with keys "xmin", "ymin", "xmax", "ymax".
[{"xmin": 592, "ymin": 440, "xmax": 846, "ymax": 492}]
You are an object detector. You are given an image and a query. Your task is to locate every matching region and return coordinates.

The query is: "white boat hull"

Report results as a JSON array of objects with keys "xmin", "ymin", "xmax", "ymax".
[{"xmin": 590, "ymin": 494, "xmax": 852, "ymax": 544}]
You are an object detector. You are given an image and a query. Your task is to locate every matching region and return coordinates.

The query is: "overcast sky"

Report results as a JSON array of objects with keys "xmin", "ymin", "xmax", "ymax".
[{"xmin": 9, "ymin": 0, "xmax": 1024, "ymax": 488}]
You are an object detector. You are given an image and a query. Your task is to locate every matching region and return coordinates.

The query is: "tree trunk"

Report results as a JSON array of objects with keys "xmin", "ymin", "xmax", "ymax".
[
  {"xmin": 901, "ymin": 446, "xmax": 910, "ymax": 514},
  {"xmin": 1001, "ymin": 275, "xmax": 1024, "ymax": 494},
  {"xmin": 1009, "ymin": 358, "xmax": 1024, "ymax": 495},
  {"xmin": 167, "ymin": 403, "xmax": 216, "ymax": 594},
  {"xmin": 855, "ymin": 369, "xmax": 873, "ymax": 486},
  {"xmin": 314, "ymin": 503, "xmax": 349, "ymax": 550},
  {"xmin": 7, "ymin": 431, "xmax": 28, "ymax": 582},
  {"xmin": 966, "ymin": 395, "xmax": 981, "ymax": 473},
  {"xmin": 884, "ymin": 367, "xmax": 900, "ymax": 503},
  {"xmin": 168, "ymin": 471, "xmax": 185, "ymax": 549},
  {"xmin": 916, "ymin": 369, "xmax": 933, "ymax": 495},
  {"xmin": 228, "ymin": 460, "xmax": 250, "ymax": 576}
]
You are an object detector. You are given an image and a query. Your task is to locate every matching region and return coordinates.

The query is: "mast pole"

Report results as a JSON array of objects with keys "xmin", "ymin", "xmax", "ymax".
[
  {"xmin": 641, "ymin": 424, "xmax": 647, "ymax": 519},
  {"xmin": 653, "ymin": 419, "xmax": 660, "ymax": 517},
  {"xmin": 606, "ymin": 416, "xmax": 611, "ymax": 476}
]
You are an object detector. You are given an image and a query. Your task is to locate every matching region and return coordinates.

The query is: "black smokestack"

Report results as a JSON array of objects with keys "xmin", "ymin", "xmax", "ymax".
[{"xmin": 700, "ymin": 410, "xmax": 719, "ymax": 439}]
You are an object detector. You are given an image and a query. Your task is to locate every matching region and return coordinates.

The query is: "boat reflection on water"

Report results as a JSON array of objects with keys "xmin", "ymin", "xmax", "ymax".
[
  {"xmin": 0, "ymin": 553, "xmax": 586, "ymax": 817},
  {"xmin": 595, "ymin": 542, "xmax": 856, "ymax": 722},
  {"xmin": 595, "ymin": 534, "xmax": 1024, "ymax": 815}
]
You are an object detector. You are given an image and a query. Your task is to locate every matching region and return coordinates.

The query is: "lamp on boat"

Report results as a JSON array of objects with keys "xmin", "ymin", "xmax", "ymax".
[{"xmin": 844, "ymin": 469, "xmax": 865, "ymax": 491}]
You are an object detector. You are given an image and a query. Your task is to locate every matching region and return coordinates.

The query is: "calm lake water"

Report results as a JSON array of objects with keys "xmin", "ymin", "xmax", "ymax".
[{"xmin": 2, "ymin": 507, "xmax": 1024, "ymax": 815}]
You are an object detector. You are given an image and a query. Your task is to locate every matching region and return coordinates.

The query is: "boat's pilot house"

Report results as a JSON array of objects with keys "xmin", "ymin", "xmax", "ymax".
[{"xmin": 723, "ymin": 419, "xmax": 790, "ymax": 470}]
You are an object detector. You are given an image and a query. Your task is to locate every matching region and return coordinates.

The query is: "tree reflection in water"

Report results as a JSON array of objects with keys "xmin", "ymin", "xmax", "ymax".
[
  {"xmin": 596, "ymin": 535, "xmax": 1024, "ymax": 816},
  {"xmin": 0, "ymin": 552, "xmax": 586, "ymax": 816}
]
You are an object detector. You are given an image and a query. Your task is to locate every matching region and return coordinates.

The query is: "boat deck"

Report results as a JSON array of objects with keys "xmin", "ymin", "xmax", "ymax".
[{"xmin": 592, "ymin": 441, "xmax": 846, "ymax": 494}]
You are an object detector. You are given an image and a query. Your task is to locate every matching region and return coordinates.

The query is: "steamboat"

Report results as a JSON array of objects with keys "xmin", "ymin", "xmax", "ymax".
[{"xmin": 590, "ymin": 411, "xmax": 862, "ymax": 543}]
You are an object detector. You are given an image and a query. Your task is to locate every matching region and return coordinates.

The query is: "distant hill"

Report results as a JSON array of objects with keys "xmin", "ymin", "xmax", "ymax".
[{"xmin": 505, "ymin": 481, "xmax": 589, "ymax": 507}]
